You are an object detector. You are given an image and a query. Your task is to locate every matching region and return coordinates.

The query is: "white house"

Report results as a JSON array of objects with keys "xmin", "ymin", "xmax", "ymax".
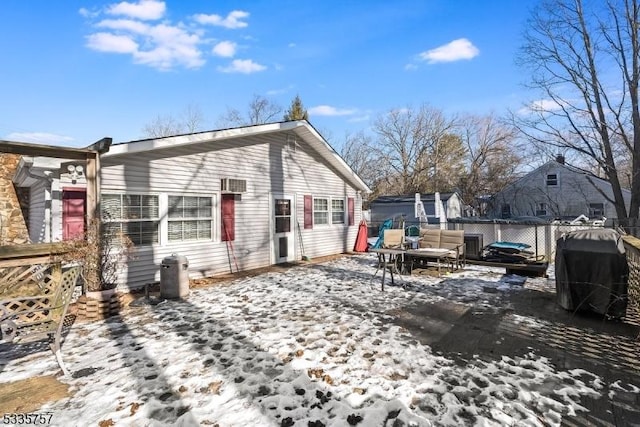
[
  {"xmin": 369, "ymin": 192, "xmax": 463, "ymax": 227},
  {"xmin": 489, "ymin": 155, "xmax": 631, "ymax": 221},
  {"xmin": 12, "ymin": 156, "xmax": 89, "ymax": 243},
  {"xmin": 98, "ymin": 121, "xmax": 370, "ymax": 289}
]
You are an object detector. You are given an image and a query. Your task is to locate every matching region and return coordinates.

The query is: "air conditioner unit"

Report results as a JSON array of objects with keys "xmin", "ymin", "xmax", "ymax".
[
  {"xmin": 221, "ymin": 178, "xmax": 247, "ymax": 193},
  {"xmin": 464, "ymin": 233, "xmax": 484, "ymax": 260}
]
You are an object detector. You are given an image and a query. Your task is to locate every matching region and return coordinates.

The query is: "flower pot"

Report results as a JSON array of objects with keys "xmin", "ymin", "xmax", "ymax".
[{"xmin": 86, "ymin": 287, "xmax": 117, "ymax": 302}]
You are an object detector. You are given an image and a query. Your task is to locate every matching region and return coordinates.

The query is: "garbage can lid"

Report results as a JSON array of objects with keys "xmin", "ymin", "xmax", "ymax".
[{"xmin": 162, "ymin": 253, "xmax": 189, "ymax": 265}]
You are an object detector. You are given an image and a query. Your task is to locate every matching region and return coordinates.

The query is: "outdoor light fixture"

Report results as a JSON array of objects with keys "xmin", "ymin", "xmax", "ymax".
[{"xmin": 67, "ymin": 164, "xmax": 84, "ymax": 181}]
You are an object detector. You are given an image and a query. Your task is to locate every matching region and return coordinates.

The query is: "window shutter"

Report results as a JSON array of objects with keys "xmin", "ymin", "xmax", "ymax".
[
  {"xmin": 221, "ymin": 194, "xmax": 235, "ymax": 241},
  {"xmin": 304, "ymin": 195, "xmax": 313, "ymax": 229},
  {"xmin": 348, "ymin": 197, "xmax": 355, "ymax": 226}
]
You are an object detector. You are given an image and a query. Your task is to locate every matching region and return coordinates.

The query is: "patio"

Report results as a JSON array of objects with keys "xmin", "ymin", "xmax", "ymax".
[{"xmin": 1, "ymin": 254, "xmax": 639, "ymax": 426}]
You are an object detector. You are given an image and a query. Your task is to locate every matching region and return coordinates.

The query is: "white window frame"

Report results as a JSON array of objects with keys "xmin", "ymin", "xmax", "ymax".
[
  {"xmin": 101, "ymin": 193, "xmax": 160, "ymax": 247},
  {"xmin": 535, "ymin": 202, "xmax": 547, "ymax": 216},
  {"xmin": 313, "ymin": 197, "xmax": 330, "ymax": 226},
  {"xmin": 331, "ymin": 198, "xmax": 345, "ymax": 224},
  {"xmin": 546, "ymin": 173, "xmax": 558, "ymax": 186},
  {"xmin": 167, "ymin": 194, "xmax": 214, "ymax": 243}
]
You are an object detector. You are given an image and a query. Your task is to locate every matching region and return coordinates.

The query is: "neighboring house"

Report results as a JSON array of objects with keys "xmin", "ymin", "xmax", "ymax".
[
  {"xmin": 369, "ymin": 192, "xmax": 463, "ymax": 227},
  {"xmin": 97, "ymin": 121, "xmax": 370, "ymax": 289},
  {"xmin": 488, "ymin": 155, "xmax": 631, "ymax": 220},
  {"xmin": 12, "ymin": 156, "xmax": 88, "ymax": 243}
]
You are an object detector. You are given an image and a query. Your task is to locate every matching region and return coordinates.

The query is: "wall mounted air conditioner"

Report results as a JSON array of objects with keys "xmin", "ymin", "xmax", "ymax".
[
  {"xmin": 464, "ymin": 233, "xmax": 484, "ymax": 260},
  {"xmin": 221, "ymin": 178, "xmax": 247, "ymax": 193}
]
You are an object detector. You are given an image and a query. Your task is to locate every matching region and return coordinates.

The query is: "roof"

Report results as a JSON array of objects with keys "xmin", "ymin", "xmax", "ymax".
[
  {"xmin": 103, "ymin": 121, "xmax": 371, "ymax": 193},
  {"xmin": 494, "ymin": 159, "xmax": 632, "ymax": 198},
  {"xmin": 370, "ymin": 192, "xmax": 458, "ymax": 204}
]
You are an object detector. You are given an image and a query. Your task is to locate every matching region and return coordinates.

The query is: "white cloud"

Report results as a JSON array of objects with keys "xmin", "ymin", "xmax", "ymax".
[
  {"xmin": 97, "ymin": 18, "xmax": 149, "ymax": 34},
  {"xmin": 218, "ymin": 59, "xmax": 266, "ymax": 74},
  {"xmin": 308, "ymin": 105, "xmax": 357, "ymax": 116},
  {"xmin": 107, "ymin": 0, "xmax": 165, "ymax": 20},
  {"xmin": 86, "ymin": 32, "xmax": 138, "ymax": 53},
  {"xmin": 134, "ymin": 24, "xmax": 204, "ymax": 69},
  {"xmin": 212, "ymin": 41, "xmax": 237, "ymax": 57},
  {"xmin": 518, "ymin": 99, "xmax": 565, "ymax": 115},
  {"xmin": 419, "ymin": 38, "xmax": 479, "ymax": 64},
  {"xmin": 348, "ymin": 115, "xmax": 370, "ymax": 123},
  {"xmin": 193, "ymin": 10, "xmax": 249, "ymax": 29},
  {"xmin": 531, "ymin": 99, "xmax": 564, "ymax": 111},
  {"xmin": 266, "ymin": 85, "xmax": 294, "ymax": 96},
  {"xmin": 79, "ymin": 7, "xmax": 100, "ymax": 18},
  {"xmin": 5, "ymin": 132, "xmax": 75, "ymax": 145},
  {"xmin": 87, "ymin": 19, "xmax": 204, "ymax": 70}
]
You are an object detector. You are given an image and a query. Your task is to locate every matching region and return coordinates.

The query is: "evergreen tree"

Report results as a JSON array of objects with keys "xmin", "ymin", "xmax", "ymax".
[{"xmin": 283, "ymin": 95, "xmax": 309, "ymax": 121}]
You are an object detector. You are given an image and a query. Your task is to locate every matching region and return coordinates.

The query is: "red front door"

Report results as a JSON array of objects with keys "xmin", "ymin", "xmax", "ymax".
[{"xmin": 62, "ymin": 189, "xmax": 86, "ymax": 240}]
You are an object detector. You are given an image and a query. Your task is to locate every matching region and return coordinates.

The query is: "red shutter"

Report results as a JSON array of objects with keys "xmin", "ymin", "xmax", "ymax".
[
  {"xmin": 303, "ymin": 195, "xmax": 313, "ymax": 229},
  {"xmin": 348, "ymin": 197, "xmax": 355, "ymax": 226},
  {"xmin": 221, "ymin": 194, "xmax": 235, "ymax": 241}
]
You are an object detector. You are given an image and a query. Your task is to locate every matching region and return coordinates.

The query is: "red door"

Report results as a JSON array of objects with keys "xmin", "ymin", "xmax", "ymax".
[
  {"xmin": 62, "ymin": 189, "xmax": 86, "ymax": 240},
  {"xmin": 221, "ymin": 194, "xmax": 235, "ymax": 241}
]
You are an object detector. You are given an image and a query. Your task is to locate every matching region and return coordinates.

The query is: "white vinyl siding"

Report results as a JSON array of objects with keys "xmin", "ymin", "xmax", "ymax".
[
  {"xmin": 332, "ymin": 199, "xmax": 345, "ymax": 224},
  {"xmin": 100, "ymin": 132, "xmax": 363, "ymax": 289},
  {"xmin": 28, "ymin": 181, "xmax": 48, "ymax": 243},
  {"xmin": 168, "ymin": 195, "xmax": 213, "ymax": 242}
]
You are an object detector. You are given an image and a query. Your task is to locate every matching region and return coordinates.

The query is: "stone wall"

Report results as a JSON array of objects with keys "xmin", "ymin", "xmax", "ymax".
[{"xmin": 0, "ymin": 153, "xmax": 30, "ymax": 245}]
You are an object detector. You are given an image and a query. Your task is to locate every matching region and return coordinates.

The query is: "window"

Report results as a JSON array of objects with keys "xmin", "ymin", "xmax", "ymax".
[
  {"xmin": 313, "ymin": 198, "xmax": 329, "ymax": 225},
  {"xmin": 101, "ymin": 194, "xmax": 159, "ymax": 246},
  {"xmin": 546, "ymin": 173, "xmax": 558, "ymax": 186},
  {"xmin": 332, "ymin": 199, "xmax": 345, "ymax": 224},
  {"xmin": 535, "ymin": 203, "xmax": 547, "ymax": 216},
  {"xmin": 501, "ymin": 204, "xmax": 511, "ymax": 219},
  {"xmin": 589, "ymin": 203, "xmax": 605, "ymax": 218},
  {"xmin": 168, "ymin": 196, "xmax": 212, "ymax": 242}
]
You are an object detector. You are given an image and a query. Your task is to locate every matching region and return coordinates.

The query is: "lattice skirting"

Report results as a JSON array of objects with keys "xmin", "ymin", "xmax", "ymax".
[{"xmin": 70, "ymin": 294, "xmax": 126, "ymax": 321}]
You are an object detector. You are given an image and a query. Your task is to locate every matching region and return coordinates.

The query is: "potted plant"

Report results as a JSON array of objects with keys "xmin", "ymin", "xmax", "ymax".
[{"xmin": 62, "ymin": 217, "xmax": 134, "ymax": 300}]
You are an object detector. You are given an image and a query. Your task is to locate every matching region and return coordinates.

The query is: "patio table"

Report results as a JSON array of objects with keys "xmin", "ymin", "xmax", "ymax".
[
  {"xmin": 369, "ymin": 248, "xmax": 406, "ymax": 291},
  {"xmin": 405, "ymin": 248, "xmax": 452, "ymax": 277}
]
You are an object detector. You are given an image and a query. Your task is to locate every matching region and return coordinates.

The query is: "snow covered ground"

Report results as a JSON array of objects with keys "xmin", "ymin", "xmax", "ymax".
[{"xmin": 1, "ymin": 255, "xmax": 638, "ymax": 426}]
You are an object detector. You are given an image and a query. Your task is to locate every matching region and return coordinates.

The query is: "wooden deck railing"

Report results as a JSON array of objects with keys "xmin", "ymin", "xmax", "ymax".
[
  {"xmin": 622, "ymin": 236, "xmax": 640, "ymax": 318},
  {"xmin": 0, "ymin": 243, "xmax": 71, "ymax": 298}
]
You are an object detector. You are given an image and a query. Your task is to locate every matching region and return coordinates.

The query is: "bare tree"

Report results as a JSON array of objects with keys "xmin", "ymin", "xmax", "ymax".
[
  {"xmin": 340, "ymin": 131, "xmax": 384, "ymax": 199},
  {"xmin": 515, "ymin": 0, "xmax": 640, "ymax": 224},
  {"xmin": 142, "ymin": 114, "xmax": 183, "ymax": 138},
  {"xmin": 458, "ymin": 114, "xmax": 523, "ymax": 215},
  {"xmin": 371, "ymin": 104, "xmax": 458, "ymax": 195},
  {"xmin": 217, "ymin": 94, "xmax": 283, "ymax": 127},
  {"xmin": 142, "ymin": 104, "xmax": 206, "ymax": 138}
]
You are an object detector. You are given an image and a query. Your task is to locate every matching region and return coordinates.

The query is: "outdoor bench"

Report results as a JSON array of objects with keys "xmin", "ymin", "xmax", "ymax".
[{"xmin": 0, "ymin": 265, "xmax": 81, "ymax": 376}]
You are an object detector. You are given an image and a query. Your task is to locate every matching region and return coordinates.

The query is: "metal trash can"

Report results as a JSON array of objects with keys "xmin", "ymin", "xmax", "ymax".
[{"xmin": 160, "ymin": 254, "xmax": 189, "ymax": 299}]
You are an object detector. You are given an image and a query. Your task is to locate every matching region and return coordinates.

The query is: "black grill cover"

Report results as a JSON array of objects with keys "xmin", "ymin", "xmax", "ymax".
[{"xmin": 555, "ymin": 228, "xmax": 629, "ymax": 317}]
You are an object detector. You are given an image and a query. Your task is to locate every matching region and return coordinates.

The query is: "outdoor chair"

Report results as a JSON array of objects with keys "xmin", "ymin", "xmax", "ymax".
[
  {"xmin": 382, "ymin": 229, "xmax": 404, "ymax": 249},
  {"xmin": 0, "ymin": 266, "xmax": 81, "ymax": 376}
]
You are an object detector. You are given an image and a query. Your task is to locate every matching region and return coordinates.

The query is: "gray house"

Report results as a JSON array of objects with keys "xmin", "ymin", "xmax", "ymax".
[
  {"xmin": 99, "ymin": 121, "xmax": 370, "ymax": 289},
  {"xmin": 489, "ymin": 155, "xmax": 631, "ymax": 221},
  {"xmin": 369, "ymin": 192, "xmax": 463, "ymax": 227}
]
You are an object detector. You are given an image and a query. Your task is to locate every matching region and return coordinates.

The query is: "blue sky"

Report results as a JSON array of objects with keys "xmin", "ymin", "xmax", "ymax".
[{"xmin": 0, "ymin": 0, "xmax": 539, "ymax": 150}]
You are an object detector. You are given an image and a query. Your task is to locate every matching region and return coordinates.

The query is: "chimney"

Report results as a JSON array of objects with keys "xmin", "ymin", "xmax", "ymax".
[{"xmin": 555, "ymin": 154, "xmax": 565, "ymax": 164}]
